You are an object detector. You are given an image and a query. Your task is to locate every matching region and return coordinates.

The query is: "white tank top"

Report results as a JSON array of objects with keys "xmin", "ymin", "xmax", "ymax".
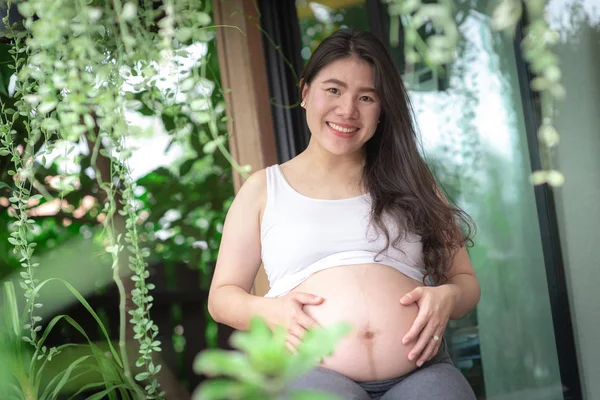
[{"xmin": 261, "ymin": 165, "xmax": 426, "ymax": 298}]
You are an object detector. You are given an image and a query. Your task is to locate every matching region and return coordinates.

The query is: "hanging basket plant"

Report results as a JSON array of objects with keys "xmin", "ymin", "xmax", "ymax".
[{"xmin": 0, "ymin": 0, "xmax": 245, "ymax": 398}]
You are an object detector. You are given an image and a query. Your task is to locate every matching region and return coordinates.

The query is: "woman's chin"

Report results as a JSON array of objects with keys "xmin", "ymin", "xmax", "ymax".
[{"xmin": 320, "ymin": 138, "xmax": 362, "ymax": 156}]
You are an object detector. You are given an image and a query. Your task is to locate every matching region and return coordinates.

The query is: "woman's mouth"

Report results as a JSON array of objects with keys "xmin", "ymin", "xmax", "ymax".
[{"xmin": 327, "ymin": 122, "xmax": 359, "ymax": 138}]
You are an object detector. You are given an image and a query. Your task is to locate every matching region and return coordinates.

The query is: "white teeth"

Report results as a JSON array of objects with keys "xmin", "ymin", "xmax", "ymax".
[{"xmin": 328, "ymin": 122, "xmax": 358, "ymax": 133}]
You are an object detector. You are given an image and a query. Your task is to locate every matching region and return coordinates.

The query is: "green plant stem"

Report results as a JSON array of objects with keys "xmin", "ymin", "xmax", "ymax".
[
  {"xmin": 90, "ymin": 139, "xmax": 144, "ymax": 398},
  {"xmin": 3, "ymin": 22, "xmax": 40, "ymax": 347},
  {"xmin": 16, "ymin": 371, "xmax": 36, "ymax": 400},
  {"xmin": 10, "ymin": 349, "xmax": 36, "ymax": 400},
  {"xmin": 112, "ymin": 0, "xmax": 134, "ymax": 56},
  {"xmin": 208, "ymin": 117, "xmax": 249, "ymax": 179},
  {"xmin": 113, "ymin": 253, "xmax": 133, "ymax": 379}
]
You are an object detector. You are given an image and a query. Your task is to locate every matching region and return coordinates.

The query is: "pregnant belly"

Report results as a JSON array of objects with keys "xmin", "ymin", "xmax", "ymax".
[{"xmin": 291, "ymin": 264, "xmax": 423, "ymax": 382}]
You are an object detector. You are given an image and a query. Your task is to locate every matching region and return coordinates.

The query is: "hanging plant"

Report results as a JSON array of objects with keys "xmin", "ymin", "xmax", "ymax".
[
  {"xmin": 385, "ymin": 0, "xmax": 566, "ymax": 187},
  {"xmin": 0, "ymin": 0, "xmax": 247, "ymax": 398}
]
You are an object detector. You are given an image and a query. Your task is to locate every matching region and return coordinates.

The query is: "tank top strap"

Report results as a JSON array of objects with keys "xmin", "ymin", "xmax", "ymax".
[
  {"xmin": 266, "ymin": 164, "xmax": 295, "ymax": 200},
  {"xmin": 265, "ymin": 164, "xmax": 283, "ymax": 201},
  {"xmin": 261, "ymin": 165, "xmax": 288, "ymax": 242}
]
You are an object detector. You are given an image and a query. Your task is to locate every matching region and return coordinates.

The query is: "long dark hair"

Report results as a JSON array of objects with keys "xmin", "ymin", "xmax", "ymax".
[{"xmin": 299, "ymin": 29, "xmax": 474, "ymax": 285}]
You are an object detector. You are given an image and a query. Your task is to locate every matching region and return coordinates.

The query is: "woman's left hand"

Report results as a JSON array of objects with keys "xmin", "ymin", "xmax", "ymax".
[{"xmin": 400, "ymin": 284, "xmax": 459, "ymax": 367}]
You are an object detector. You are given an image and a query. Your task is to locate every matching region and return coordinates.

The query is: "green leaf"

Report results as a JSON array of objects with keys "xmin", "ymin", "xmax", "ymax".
[
  {"xmin": 39, "ymin": 354, "xmax": 93, "ymax": 400},
  {"xmin": 280, "ymin": 353, "xmax": 320, "ymax": 382},
  {"xmin": 298, "ymin": 322, "xmax": 352, "ymax": 359},
  {"xmin": 280, "ymin": 323, "xmax": 352, "ymax": 381},
  {"xmin": 175, "ymin": 28, "xmax": 193, "ymax": 43},
  {"xmin": 41, "ymin": 118, "xmax": 59, "ymax": 131},
  {"xmin": 203, "ymin": 136, "xmax": 226, "ymax": 154},
  {"xmin": 4, "ymin": 382, "xmax": 22, "ymax": 398},
  {"xmin": 229, "ymin": 317, "xmax": 274, "ymax": 354},
  {"xmin": 32, "ymin": 314, "xmax": 92, "ymax": 372},
  {"xmin": 202, "ymin": 140, "xmax": 217, "ymax": 154},
  {"xmin": 33, "ymin": 343, "xmax": 93, "ymax": 394},
  {"xmin": 38, "ymin": 101, "xmax": 57, "ymax": 114},
  {"xmin": 0, "ymin": 63, "xmax": 10, "ymax": 98},
  {"xmin": 193, "ymin": 349, "xmax": 263, "ymax": 385},
  {"xmin": 3, "ymin": 281, "xmax": 21, "ymax": 337},
  {"xmin": 190, "ymin": 130, "xmax": 206, "ymax": 157},
  {"xmin": 197, "ymin": 12, "xmax": 212, "ymax": 26},
  {"xmin": 229, "ymin": 317, "xmax": 289, "ymax": 377},
  {"xmin": 56, "ymin": 346, "xmax": 126, "ymax": 399},
  {"xmin": 135, "ymin": 372, "xmax": 150, "ymax": 381},
  {"xmin": 289, "ymin": 390, "xmax": 342, "ymax": 400},
  {"xmin": 84, "ymin": 384, "xmax": 133, "ymax": 400},
  {"xmin": 23, "ymin": 279, "xmax": 123, "ymax": 368},
  {"xmin": 194, "ymin": 111, "xmax": 212, "ymax": 124},
  {"xmin": 192, "ymin": 379, "xmax": 262, "ymax": 400},
  {"xmin": 161, "ymin": 113, "xmax": 176, "ymax": 132},
  {"xmin": 179, "ymin": 158, "xmax": 196, "ymax": 176},
  {"xmin": 17, "ymin": 3, "xmax": 35, "ymax": 18},
  {"xmin": 44, "ymin": 365, "xmax": 98, "ymax": 399},
  {"xmin": 120, "ymin": 2, "xmax": 137, "ymax": 21}
]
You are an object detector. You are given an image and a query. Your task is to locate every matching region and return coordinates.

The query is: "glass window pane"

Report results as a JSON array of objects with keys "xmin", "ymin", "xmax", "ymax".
[
  {"xmin": 401, "ymin": 6, "xmax": 564, "ymax": 400},
  {"xmin": 296, "ymin": 0, "xmax": 369, "ymax": 62}
]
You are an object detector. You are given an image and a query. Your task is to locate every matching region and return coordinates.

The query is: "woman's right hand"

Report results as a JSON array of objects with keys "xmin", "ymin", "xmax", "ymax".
[{"xmin": 270, "ymin": 292, "xmax": 324, "ymax": 353}]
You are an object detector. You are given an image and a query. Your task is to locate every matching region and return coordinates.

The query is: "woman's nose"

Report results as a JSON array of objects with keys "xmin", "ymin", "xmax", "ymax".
[{"xmin": 336, "ymin": 96, "xmax": 358, "ymax": 119}]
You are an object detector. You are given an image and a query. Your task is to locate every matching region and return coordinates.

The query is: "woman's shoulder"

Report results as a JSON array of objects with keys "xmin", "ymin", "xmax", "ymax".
[
  {"xmin": 220, "ymin": 168, "xmax": 269, "ymax": 230},
  {"xmin": 237, "ymin": 160, "xmax": 298, "ymax": 203},
  {"xmin": 238, "ymin": 167, "xmax": 268, "ymax": 197}
]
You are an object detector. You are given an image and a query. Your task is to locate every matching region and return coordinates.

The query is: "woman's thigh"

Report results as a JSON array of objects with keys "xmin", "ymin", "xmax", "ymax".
[
  {"xmin": 379, "ymin": 362, "xmax": 476, "ymax": 400},
  {"xmin": 287, "ymin": 366, "xmax": 371, "ymax": 400}
]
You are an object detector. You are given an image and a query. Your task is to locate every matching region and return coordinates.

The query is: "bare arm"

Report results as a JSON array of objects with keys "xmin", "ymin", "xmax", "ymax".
[
  {"xmin": 207, "ymin": 170, "xmax": 276, "ymax": 331},
  {"xmin": 444, "ymin": 246, "xmax": 480, "ymax": 320},
  {"xmin": 433, "ymin": 187, "xmax": 481, "ymax": 319}
]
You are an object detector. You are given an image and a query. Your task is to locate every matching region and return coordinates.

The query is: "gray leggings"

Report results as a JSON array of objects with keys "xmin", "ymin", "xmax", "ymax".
[{"xmin": 287, "ymin": 341, "xmax": 476, "ymax": 400}]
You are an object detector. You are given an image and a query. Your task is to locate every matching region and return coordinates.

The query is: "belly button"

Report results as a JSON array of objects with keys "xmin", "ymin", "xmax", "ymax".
[{"xmin": 363, "ymin": 331, "xmax": 376, "ymax": 340}]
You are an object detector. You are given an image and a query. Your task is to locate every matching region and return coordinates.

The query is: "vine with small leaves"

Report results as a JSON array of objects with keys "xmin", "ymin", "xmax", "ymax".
[
  {"xmin": 385, "ymin": 0, "xmax": 565, "ymax": 186},
  {"xmin": 0, "ymin": 10, "xmax": 53, "ymax": 358},
  {"xmin": 1, "ymin": 0, "xmax": 248, "ymax": 398},
  {"xmin": 0, "ymin": 105, "xmax": 44, "ymax": 349}
]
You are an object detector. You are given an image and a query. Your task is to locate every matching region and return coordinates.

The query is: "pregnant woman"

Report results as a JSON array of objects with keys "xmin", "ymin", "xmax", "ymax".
[{"xmin": 208, "ymin": 29, "xmax": 480, "ymax": 400}]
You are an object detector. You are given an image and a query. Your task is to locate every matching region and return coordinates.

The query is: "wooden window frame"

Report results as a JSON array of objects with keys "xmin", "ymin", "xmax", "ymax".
[{"xmin": 213, "ymin": 0, "xmax": 276, "ymax": 297}]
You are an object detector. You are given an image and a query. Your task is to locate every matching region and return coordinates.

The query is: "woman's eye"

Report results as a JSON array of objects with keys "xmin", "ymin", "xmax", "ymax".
[
  {"xmin": 360, "ymin": 96, "xmax": 374, "ymax": 102},
  {"xmin": 327, "ymin": 88, "xmax": 340, "ymax": 95}
]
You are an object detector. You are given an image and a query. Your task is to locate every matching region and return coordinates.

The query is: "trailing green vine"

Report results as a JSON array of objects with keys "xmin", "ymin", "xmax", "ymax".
[
  {"xmin": 0, "ymin": 8, "xmax": 47, "ymax": 356},
  {"xmin": 1, "ymin": 0, "xmax": 248, "ymax": 398}
]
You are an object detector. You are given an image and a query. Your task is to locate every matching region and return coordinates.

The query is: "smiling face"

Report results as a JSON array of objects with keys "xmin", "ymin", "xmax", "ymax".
[{"xmin": 301, "ymin": 57, "xmax": 382, "ymax": 157}]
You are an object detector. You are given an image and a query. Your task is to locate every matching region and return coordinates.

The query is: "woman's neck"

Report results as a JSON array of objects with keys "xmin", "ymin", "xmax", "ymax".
[{"xmin": 297, "ymin": 138, "xmax": 365, "ymax": 180}]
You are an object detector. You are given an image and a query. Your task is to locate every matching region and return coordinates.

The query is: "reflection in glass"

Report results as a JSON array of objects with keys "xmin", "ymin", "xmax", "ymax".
[
  {"xmin": 296, "ymin": 0, "xmax": 369, "ymax": 62},
  {"xmin": 405, "ymin": 6, "xmax": 564, "ymax": 400}
]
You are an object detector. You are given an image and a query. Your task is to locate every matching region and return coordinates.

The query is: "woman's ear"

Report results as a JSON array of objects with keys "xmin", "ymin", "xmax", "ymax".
[{"xmin": 300, "ymin": 79, "xmax": 308, "ymax": 105}]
